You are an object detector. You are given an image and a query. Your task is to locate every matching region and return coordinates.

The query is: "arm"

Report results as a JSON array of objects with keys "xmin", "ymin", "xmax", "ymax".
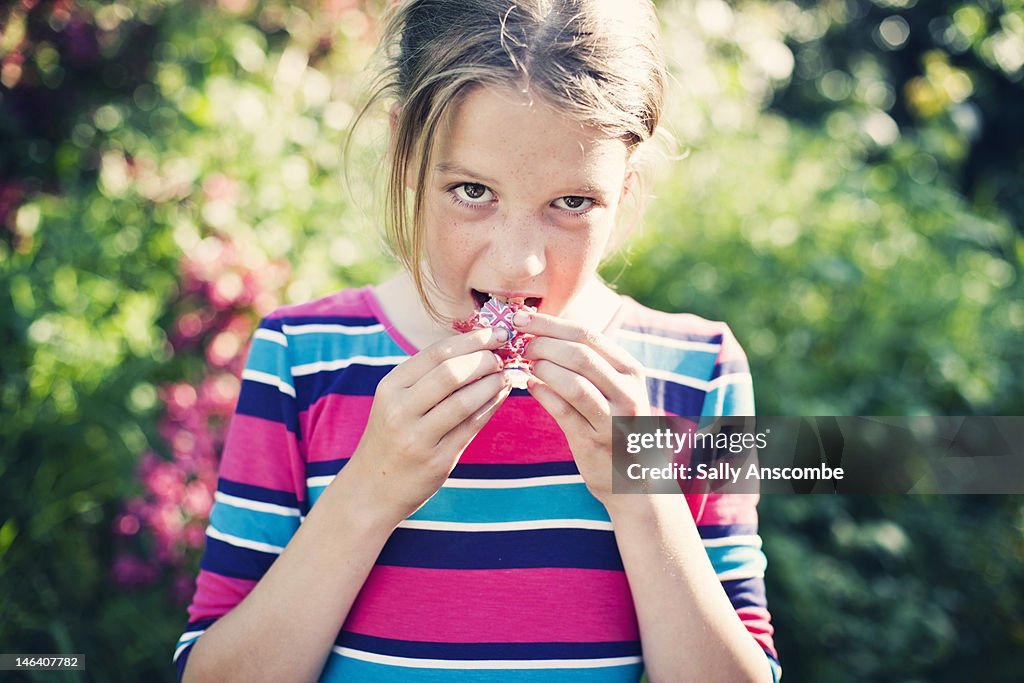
[
  {"xmin": 178, "ymin": 320, "xmax": 512, "ymax": 682},
  {"xmin": 518, "ymin": 312, "xmax": 777, "ymax": 682}
]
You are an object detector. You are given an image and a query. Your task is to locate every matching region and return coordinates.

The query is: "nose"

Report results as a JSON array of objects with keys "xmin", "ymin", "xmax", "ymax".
[{"xmin": 488, "ymin": 216, "xmax": 546, "ymax": 281}]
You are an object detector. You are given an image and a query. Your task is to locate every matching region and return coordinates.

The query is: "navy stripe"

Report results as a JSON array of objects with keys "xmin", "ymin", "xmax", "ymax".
[
  {"xmin": 294, "ymin": 364, "xmax": 393, "ymax": 410},
  {"xmin": 200, "ymin": 536, "xmax": 277, "ymax": 580},
  {"xmin": 175, "ymin": 644, "xmax": 193, "ymax": 681},
  {"xmin": 307, "ymin": 458, "xmax": 349, "ymax": 478},
  {"xmin": 647, "ymin": 378, "xmax": 706, "ymax": 416},
  {"xmin": 336, "ymin": 632, "xmax": 642, "ymax": 660},
  {"xmin": 710, "ymin": 358, "xmax": 750, "ymax": 380},
  {"xmin": 698, "ymin": 523, "xmax": 759, "ymax": 539},
  {"xmin": 262, "ymin": 315, "xmax": 382, "ymax": 331},
  {"xmin": 722, "ymin": 576, "xmax": 768, "ymax": 610},
  {"xmin": 236, "ymin": 380, "xmax": 301, "ymax": 434},
  {"xmin": 450, "ymin": 461, "xmax": 580, "ymax": 479},
  {"xmin": 218, "ymin": 478, "xmax": 301, "ymax": 509},
  {"xmin": 378, "ymin": 528, "xmax": 623, "ymax": 570},
  {"xmin": 184, "ymin": 617, "xmax": 218, "ymax": 632},
  {"xmin": 619, "ymin": 324, "xmax": 723, "ymax": 346}
]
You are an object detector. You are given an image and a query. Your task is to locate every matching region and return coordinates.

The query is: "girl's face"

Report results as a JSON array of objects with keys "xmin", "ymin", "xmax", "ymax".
[{"xmin": 421, "ymin": 84, "xmax": 632, "ymax": 322}]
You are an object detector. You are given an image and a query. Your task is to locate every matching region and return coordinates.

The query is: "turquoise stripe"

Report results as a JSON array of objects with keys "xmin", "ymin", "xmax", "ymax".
[
  {"xmin": 287, "ymin": 330, "xmax": 406, "ymax": 368},
  {"xmin": 701, "ymin": 376, "xmax": 755, "ymax": 416},
  {"xmin": 321, "ymin": 652, "xmax": 644, "ymax": 683},
  {"xmin": 209, "ymin": 500, "xmax": 300, "ymax": 548},
  {"xmin": 245, "ymin": 337, "xmax": 292, "ymax": 382},
  {"xmin": 408, "ymin": 484, "xmax": 610, "ymax": 524},
  {"xmin": 614, "ymin": 336, "xmax": 717, "ymax": 378},
  {"xmin": 706, "ymin": 544, "xmax": 768, "ymax": 576}
]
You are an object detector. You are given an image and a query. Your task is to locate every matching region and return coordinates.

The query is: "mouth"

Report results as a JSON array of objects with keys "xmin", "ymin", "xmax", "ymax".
[{"xmin": 471, "ymin": 288, "xmax": 542, "ymax": 310}]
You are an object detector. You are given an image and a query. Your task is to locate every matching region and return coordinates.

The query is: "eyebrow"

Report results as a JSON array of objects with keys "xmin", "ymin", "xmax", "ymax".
[
  {"xmin": 434, "ymin": 160, "xmax": 606, "ymax": 196},
  {"xmin": 434, "ymin": 161, "xmax": 498, "ymax": 185}
]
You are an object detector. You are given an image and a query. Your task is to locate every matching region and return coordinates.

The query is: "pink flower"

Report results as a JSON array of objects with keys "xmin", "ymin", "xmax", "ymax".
[{"xmin": 112, "ymin": 554, "xmax": 158, "ymax": 587}]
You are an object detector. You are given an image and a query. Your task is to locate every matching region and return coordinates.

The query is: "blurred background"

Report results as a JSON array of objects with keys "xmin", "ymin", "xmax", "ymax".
[{"xmin": 1, "ymin": 0, "xmax": 1022, "ymax": 680}]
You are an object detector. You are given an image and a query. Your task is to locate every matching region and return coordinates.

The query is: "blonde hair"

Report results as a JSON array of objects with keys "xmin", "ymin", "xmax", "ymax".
[{"xmin": 356, "ymin": 0, "xmax": 666, "ymax": 319}]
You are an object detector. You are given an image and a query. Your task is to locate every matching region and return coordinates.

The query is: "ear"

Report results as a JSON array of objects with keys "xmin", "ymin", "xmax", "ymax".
[
  {"xmin": 619, "ymin": 166, "xmax": 638, "ymax": 203},
  {"xmin": 389, "ymin": 101, "xmax": 401, "ymax": 134}
]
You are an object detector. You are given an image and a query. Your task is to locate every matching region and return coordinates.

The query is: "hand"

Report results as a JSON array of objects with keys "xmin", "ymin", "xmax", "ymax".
[
  {"xmin": 346, "ymin": 326, "xmax": 512, "ymax": 525},
  {"xmin": 515, "ymin": 310, "xmax": 650, "ymax": 506}
]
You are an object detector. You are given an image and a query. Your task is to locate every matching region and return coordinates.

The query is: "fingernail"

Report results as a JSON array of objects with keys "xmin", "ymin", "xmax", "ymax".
[
  {"xmin": 513, "ymin": 312, "xmax": 530, "ymax": 327},
  {"xmin": 495, "ymin": 326, "xmax": 509, "ymax": 342}
]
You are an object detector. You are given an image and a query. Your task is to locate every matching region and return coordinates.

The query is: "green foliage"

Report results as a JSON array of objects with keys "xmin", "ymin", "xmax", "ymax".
[{"xmin": 1, "ymin": 1, "xmax": 1022, "ymax": 681}]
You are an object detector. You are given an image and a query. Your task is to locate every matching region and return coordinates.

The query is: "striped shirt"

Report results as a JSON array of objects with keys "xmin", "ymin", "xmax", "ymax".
[{"xmin": 175, "ymin": 286, "xmax": 781, "ymax": 682}]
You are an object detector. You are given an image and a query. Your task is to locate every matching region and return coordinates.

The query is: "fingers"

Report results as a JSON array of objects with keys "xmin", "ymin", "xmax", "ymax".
[
  {"xmin": 437, "ymin": 382, "xmax": 513, "ymax": 453},
  {"xmin": 513, "ymin": 310, "xmax": 638, "ymax": 374},
  {"xmin": 391, "ymin": 326, "xmax": 509, "ymax": 388},
  {"xmin": 409, "ymin": 349, "xmax": 503, "ymax": 416},
  {"xmin": 421, "ymin": 372, "xmax": 509, "ymax": 445},
  {"xmin": 529, "ymin": 358, "xmax": 609, "ymax": 433}
]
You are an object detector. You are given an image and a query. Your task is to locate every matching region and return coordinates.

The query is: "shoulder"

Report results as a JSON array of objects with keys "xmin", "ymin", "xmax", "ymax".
[
  {"xmin": 261, "ymin": 286, "xmax": 380, "ymax": 327},
  {"xmin": 611, "ymin": 296, "xmax": 754, "ymax": 416}
]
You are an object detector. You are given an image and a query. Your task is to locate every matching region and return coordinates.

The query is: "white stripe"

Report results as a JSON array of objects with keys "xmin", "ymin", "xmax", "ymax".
[
  {"xmin": 334, "ymin": 647, "xmax": 642, "ymax": 670},
  {"xmin": 241, "ymin": 368, "xmax": 296, "ymax": 397},
  {"xmin": 615, "ymin": 328, "xmax": 721, "ymax": 354},
  {"xmin": 206, "ymin": 525, "xmax": 284, "ymax": 554},
  {"xmin": 442, "ymin": 474, "xmax": 584, "ymax": 489},
  {"xmin": 716, "ymin": 567, "xmax": 766, "ymax": 581},
  {"xmin": 398, "ymin": 518, "xmax": 613, "ymax": 532},
  {"xmin": 643, "ymin": 366, "xmax": 710, "ymax": 391},
  {"xmin": 214, "ymin": 491, "xmax": 301, "ymax": 517},
  {"xmin": 707, "ymin": 372, "xmax": 753, "ymax": 393},
  {"xmin": 307, "ymin": 475, "xmax": 335, "ymax": 489},
  {"xmin": 282, "ymin": 323, "xmax": 386, "ymax": 336},
  {"xmin": 702, "ymin": 534, "xmax": 762, "ymax": 549},
  {"xmin": 253, "ymin": 328, "xmax": 287, "ymax": 347},
  {"xmin": 173, "ymin": 631, "xmax": 205, "ymax": 662},
  {"xmin": 292, "ymin": 355, "xmax": 406, "ymax": 377}
]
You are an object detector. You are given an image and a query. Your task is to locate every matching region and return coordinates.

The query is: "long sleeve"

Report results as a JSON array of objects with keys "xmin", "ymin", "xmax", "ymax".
[{"xmin": 173, "ymin": 315, "xmax": 306, "ymax": 681}]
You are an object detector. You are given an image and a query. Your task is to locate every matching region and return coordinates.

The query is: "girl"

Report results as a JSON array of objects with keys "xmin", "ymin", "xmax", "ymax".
[{"xmin": 175, "ymin": 1, "xmax": 780, "ymax": 681}]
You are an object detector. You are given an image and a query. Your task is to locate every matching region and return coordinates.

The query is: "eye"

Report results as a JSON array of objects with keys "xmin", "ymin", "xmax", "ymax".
[
  {"xmin": 452, "ymin": 183, "xmax": 494, "ymax": 204},
  {"xmin": 553, "ymin": 196, "xmax": 594, "ymax": 212}
]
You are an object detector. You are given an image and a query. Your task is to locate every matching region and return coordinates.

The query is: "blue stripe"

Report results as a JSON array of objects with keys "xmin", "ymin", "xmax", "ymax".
[
  {"xmin": 175, "ymin": 644, "xmax": 193, "ymax": 681},
  {"xmin": 183, "ymin": 617, "xmax": 218, "ymax": 632},
  {"xmin": 647, "ymin": 378, "xmax": 705, "ymax": 416},
  {"xmin": 270, "ymin": 315, "xmax": 383, "ymax": 329},
  {"xmin": 245, "ymin": 337, "xmax": 293, "ymax": 384},
  {"xmin": 617, "ymin": 324, "xmax": 722, "ymax": 346},
  {"xmin": 616, "ymin": 337, "xmax": 717, "ymax": 379},
  {"xmin": 697, "ymin": 523, "xmax": 759, "ymax": 539},
  {"xmin": 294, "ymin": 364, "xmax": 393, "ymax": 410},
  {"xmin": 706, "ymin": 544, "xmax": 768, "ymax": 576},
  {"xmin": 321, "ymin": 652, "xmax": 644, "ymax": 682},
  {"xmin": 701, "ymin": 378, "xmax": 754, "ymax": 416},
  {"xmin": 336, "ymin": 633, "xmax": 642, "ymax": 660},
  {"xmin": 307, "ymin": 458, "xmax": 348, "ymax": 478},
  {"xmin": 307, "ymin": 460, "xmax": 582, "ymax": 481},
  {"xmin": 287, "ymin": 330, "xmax": 406, "ymax": 369},
  {"xmin": 209, "ymin": 501, "xmax": 299, "ymax": 548},
  {"xmin": 722, "ymin": 577, "xmax": 768, "ymax": 610},
  {"xmin": 408, "ymin": 483, "xmax": 609, "ymax": 524},
  {"xmin": 235, "ymin": 380, "xmax": 301, "ymax": 434},
  {"xmin": 218, "ymin": 478, "xmax": 301, "ymax": 509},
  {"xmin": 377, "ymin": 528, "xmax": 623, "ymax": 570},
  {"xmin": 449, "ymin": 461, "xmax": 580, "ymax": 479},
  {"xmin": 709, "ymin": 358, "xmax": 750, "ymax": 380},
  {"xmin": 200, "ymin": 536, "xmax": 277, "ymax": 580}
]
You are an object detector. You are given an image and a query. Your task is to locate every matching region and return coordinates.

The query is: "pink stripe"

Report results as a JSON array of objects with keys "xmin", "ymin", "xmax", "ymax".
[
  {"xmin": 696, "ymin": 492, "xmax": 760, "ymax": 526},
  {"xmin": 460, "ymin": 398, "xmax": 573, "ymax": 464},
  {"xmin": 187, "ymin": 569, "xmax": 257, "ymax": 622},
  {"xmin": 300, "ymin": 394, "xmax": 374, "ymax": 461},
  {"xmin": 346, "ymin": 566, "xmax": 639, "ymax": 643},
  {"xmin": 220, "ymin": 414, "xmax": 304, "ymax": 494},
  {"xmin": 736, "ymin": 607, "xmax": 778, "ymax": 658}
]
